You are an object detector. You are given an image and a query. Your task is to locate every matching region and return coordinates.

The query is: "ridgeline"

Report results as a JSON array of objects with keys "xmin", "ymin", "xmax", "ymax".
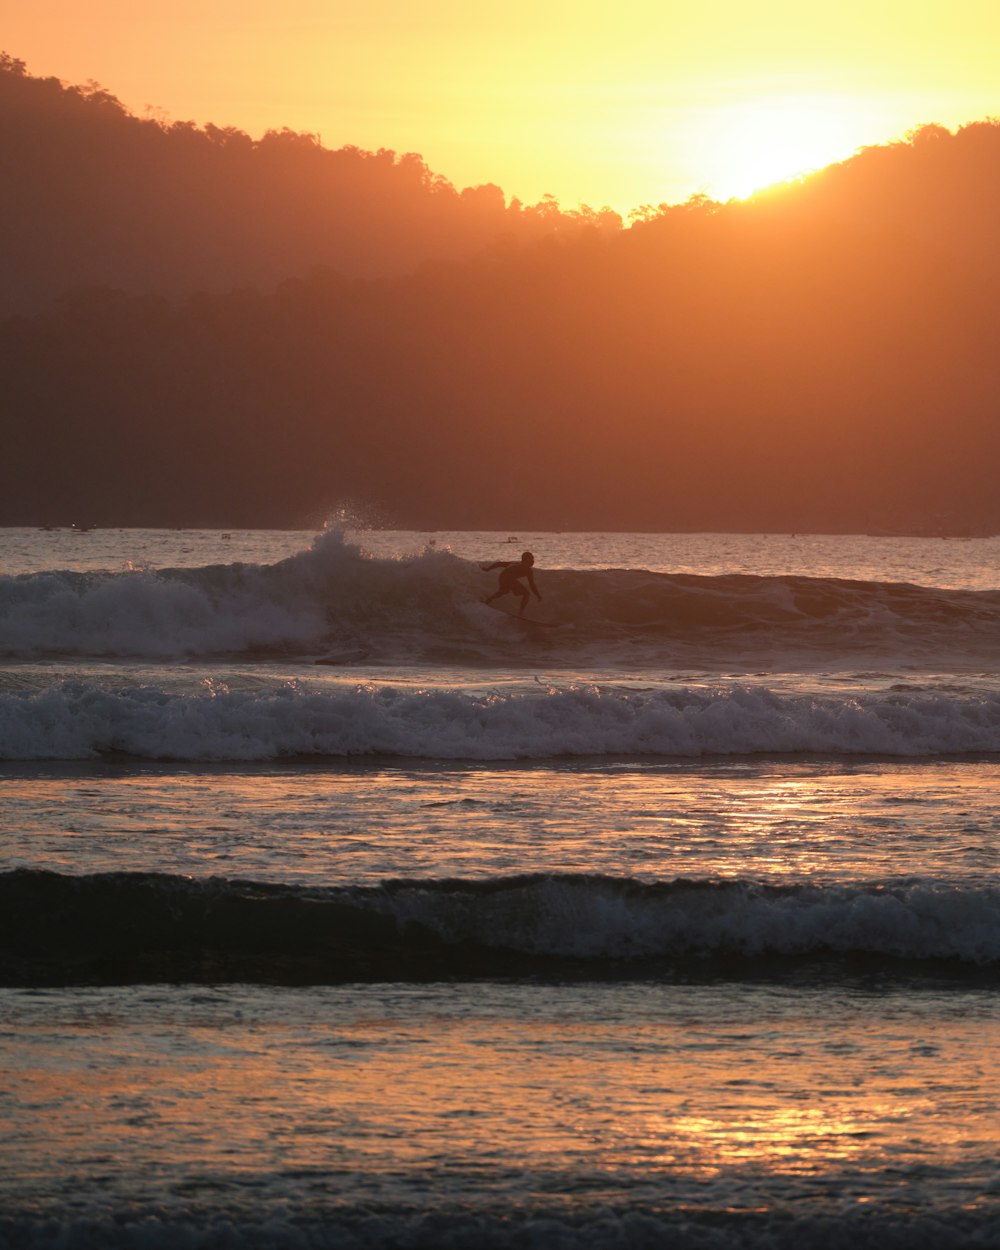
[{"xmin": 3, "ymin": 53, "xmax": 999, "ymax": 533}]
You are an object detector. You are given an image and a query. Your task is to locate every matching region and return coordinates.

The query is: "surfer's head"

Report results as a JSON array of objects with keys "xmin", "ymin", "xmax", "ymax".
[{"xmin": 521, "ymin": 551, "xmax": 534, "ymax": 565}]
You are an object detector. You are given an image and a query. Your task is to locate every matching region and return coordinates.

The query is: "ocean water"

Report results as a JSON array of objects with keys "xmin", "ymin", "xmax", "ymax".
[{"xmin": 1, "ymin": 526, "xmax": 998, "ymax": 1249}]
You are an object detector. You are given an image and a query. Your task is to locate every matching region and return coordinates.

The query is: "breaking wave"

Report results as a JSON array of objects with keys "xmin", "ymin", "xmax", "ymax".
[
  {"xmin": 2, "ymin": 527, "xmax": 1000, "ymax": 664},
  {"xmin": 2, "ymin": 678, "xmax": 1000, "ymax": 760},
  {"xmin": 2, "ymin": 870, "xmax": 997, "ymax": 986}
]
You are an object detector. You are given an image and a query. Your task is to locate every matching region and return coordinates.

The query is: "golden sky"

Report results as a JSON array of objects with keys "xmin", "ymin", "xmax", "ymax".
[{"xmin": 6, "ymin": 0, "xmax": 1000, "ymax": 211}]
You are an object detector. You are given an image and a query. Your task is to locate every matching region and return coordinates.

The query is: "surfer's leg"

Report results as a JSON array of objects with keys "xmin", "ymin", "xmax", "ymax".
[{"xmin": 488, "ymin": 572, "xmax": 519, "ymax": 604}]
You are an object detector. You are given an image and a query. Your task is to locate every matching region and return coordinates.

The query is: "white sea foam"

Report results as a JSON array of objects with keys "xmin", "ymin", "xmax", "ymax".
[
  {"xmin": 0, "ymin": 532, "xmax": 357, "ymax": 658},
  {"xmin": 3, "ymin": 679, "xmax": 1000, "ymax": 761}
]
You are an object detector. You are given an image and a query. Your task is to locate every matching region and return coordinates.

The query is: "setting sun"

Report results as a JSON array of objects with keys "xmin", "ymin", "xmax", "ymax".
[
  {"xmin": 693, "ymin": 95, "xmax": 879, "ymax": 200},
  {"xmin": 4, "ymin": 1, "xmax": 1000, "ymax": 212}
]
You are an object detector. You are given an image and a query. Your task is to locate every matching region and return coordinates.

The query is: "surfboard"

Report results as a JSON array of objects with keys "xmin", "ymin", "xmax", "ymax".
[{"xmin": 482, "ymin": 602, "xmax": 559, "ymax": 627}]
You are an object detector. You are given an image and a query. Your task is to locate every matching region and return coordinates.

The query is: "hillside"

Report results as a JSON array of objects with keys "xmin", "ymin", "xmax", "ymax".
[
  {"xmin": 2, "ymin": 54, "xmax": 999, "ymax": 533},
  {"xmin": 0, "ymin": 53, "xmax": 618, "ymax": 316}
]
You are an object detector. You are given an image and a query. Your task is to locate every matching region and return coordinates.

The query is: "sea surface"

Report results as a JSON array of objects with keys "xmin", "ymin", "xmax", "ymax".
[{"xmin": 1, "ymin": 526, "xmax": 998, "ymax": 1248}]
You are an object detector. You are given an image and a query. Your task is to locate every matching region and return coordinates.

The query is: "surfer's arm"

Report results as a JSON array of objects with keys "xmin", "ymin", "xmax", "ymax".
[
  {"xmin": 480, "ymin": 561, "xmax": 506, "ymax": 572},
  {"xmin": 527, "ymin": 570, "xmax": 541, "ymax": 598}
]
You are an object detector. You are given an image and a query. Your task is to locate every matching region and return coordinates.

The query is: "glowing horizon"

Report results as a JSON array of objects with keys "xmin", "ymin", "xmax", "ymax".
[
  {"xmin": 681, "ymin": 93, "xmax": 902, "ymax": 202},
  {"xmin": 4, "ymin": 1, "xmax": 1000, "ymax": 213}
]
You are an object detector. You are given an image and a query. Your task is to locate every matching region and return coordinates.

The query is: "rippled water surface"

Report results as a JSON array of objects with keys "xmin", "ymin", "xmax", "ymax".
[{"xmin": 2, "ymin": 528, "xmax": 998, "ymax": 1248}]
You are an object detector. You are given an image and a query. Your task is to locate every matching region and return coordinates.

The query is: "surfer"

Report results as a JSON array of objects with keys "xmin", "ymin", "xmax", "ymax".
[{"xmin": 482, "ymin": 551, "xmax": 541, "ymax": 616}]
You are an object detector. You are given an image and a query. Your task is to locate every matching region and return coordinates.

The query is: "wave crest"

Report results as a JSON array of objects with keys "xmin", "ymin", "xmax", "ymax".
[
  {"xmin": 3, "ymin": 679, "xmax": 1000, "ymax": 761},
  {"xmin": 3, "ymin": 529, "xmax": 1000, "ymax": 662},
  {"xmin": 2, "ymin": 871, "xmax": 996, "ymax": 986}
]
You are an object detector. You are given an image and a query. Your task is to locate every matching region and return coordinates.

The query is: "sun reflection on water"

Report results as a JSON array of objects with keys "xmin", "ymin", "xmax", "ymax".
[
  {"xmin": 5, "ymin": 983, "xmax": 998, "ymax": 1214},
  {"xmin": 6, "ymin": 760, "xmax": 1000, "ymax": 887}
]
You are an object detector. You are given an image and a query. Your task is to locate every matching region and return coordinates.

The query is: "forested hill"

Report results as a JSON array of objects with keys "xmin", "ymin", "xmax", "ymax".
[
  {"xmin": 0, "ymin": 54, "xmax": 619, "ymax": 315},
  {"xmin": 3, "ymin": 52, "xmax": 1000, "ymax": 533}
]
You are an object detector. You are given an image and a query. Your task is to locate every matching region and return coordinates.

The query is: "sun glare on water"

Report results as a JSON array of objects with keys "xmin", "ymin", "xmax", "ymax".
[{"xmin": 694, "ymin": 95, "xmax": 874, "ymax": 200}]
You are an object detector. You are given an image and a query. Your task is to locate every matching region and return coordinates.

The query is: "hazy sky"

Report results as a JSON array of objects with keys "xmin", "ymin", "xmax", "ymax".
[{"xmin": 6, "ymin": 1, "xmax": 1000, "ymax": 211}]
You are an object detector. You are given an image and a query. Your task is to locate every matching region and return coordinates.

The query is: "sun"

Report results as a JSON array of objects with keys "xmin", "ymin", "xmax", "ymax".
[{"xmin": 695, "ymin": 95, "xmax": 872, "ymax": 200}]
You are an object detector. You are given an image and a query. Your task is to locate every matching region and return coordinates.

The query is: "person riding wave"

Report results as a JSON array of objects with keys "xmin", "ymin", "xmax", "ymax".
[{"xmin": 481, "ymin": 551, "xmax": 541, "ymax": 617}]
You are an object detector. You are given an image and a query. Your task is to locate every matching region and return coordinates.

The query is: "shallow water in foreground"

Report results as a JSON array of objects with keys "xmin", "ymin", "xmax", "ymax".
[{"xmin": 4, "ymin": 981, "xmax": 999, "ymax": 1247}]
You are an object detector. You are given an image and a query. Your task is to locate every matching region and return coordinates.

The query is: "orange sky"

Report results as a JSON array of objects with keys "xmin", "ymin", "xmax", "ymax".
[{"xmin": 5, "ymin": 1, "xmax": 1000, "ymax": 211}]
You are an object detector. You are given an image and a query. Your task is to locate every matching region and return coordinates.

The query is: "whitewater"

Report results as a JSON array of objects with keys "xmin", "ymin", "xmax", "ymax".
[{"xmin": 1, "ymin": 527, "xmax": 998, "ymax": 1249}]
